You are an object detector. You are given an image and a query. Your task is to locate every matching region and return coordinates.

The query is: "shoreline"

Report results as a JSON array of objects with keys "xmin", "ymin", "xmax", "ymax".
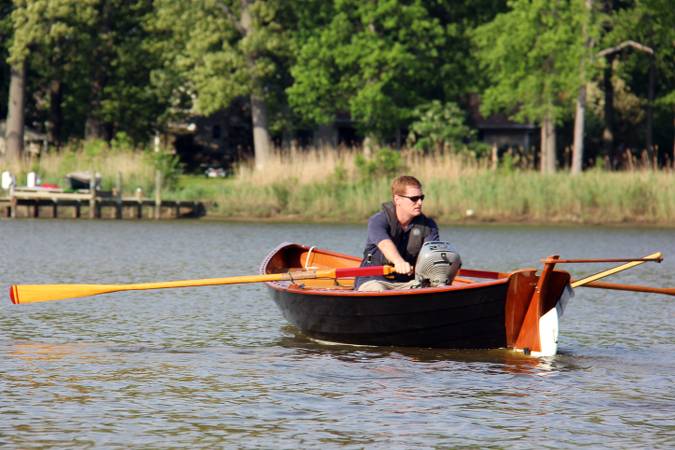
[{"xmin": 200, "ymin": 212, "xmax": 675, "ymax": 229}]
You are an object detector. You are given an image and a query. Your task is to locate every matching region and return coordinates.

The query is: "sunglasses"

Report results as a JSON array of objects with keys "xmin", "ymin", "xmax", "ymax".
[{"xmin": 398, "ymin": 194, "xmax": 425, "ymax": 203}]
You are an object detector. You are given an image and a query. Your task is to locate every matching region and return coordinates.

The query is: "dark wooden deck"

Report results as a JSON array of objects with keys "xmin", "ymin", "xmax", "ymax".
[{"xmin": 0, "ymin": 187, "xmax": 205, "ymax": 219}]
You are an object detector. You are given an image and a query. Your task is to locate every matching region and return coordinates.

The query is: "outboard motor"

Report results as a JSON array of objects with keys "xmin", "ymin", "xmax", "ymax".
[{"xmin": 414, "ymin": 241, "xmax": 462, "ymax": 287}]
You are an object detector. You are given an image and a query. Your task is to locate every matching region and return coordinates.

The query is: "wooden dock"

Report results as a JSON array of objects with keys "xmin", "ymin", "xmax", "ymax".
[{"xmin": 0, "ymin": 187, "xmax": 205, "ymax": 219}]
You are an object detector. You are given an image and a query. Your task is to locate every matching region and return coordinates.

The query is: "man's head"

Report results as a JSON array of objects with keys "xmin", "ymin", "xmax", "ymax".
[{"xmin": 391, "ymin": 175, "xmax": 425, "ymax": 220}]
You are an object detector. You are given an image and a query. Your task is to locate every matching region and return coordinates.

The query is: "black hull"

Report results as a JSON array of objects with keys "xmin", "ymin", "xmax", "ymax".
[{"xmin": 269, "ymin": 282, "xmax": 510, "ymax": 349}]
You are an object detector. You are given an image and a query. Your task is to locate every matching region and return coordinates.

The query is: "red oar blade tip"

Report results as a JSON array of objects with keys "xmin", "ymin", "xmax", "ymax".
[{"xmin": 9, "ymin": 285, "xmax": 19, "ymax": 304}]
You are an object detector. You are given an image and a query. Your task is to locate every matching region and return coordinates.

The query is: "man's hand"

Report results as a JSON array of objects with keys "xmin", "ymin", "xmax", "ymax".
[
  {"xmin": 377, "ymin": 239, "xmax": 414, "ymax": 276},
  {"xmin": 393, "ymin": 259, "xmax": 413, "ymax": 276}
]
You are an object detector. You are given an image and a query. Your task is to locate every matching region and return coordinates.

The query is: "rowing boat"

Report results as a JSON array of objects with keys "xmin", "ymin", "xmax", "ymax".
[
  {"xmin": 260, "ymin": 242, "xmax": 573, "ymax": 357},
  {"xmin": 8, "ymin": 243, "xmax": 666, "ymax": 354}
]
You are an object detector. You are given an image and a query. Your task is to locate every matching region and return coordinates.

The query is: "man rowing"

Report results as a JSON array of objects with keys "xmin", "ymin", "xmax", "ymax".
[{"xmin": 355, "ymin": 175, "xmax": 440, "ymax": 291}]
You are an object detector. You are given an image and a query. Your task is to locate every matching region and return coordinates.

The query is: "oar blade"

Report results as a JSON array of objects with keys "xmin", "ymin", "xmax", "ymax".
[
  {"xmin": 571, "ymin": 251, "xmax": 663, "ymax": 288},
  {"xmin": 10, "ymin": 284, "xmax": 121, "ymax": 304},
  {"xmin": 8, "ymin": 265, "xmax": 393, "ymax": 305}
]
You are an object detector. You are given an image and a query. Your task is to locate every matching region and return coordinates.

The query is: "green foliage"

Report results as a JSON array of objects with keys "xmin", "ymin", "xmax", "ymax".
[
  {"xmin": 152, "ymin": 0, "xmax": 291, "ymax": 116},
  {"xmin": 473, "ymin": 0, "xmax": 596, "ymax": 125},
  {"xmin": 328, "ymin": 164, "xmax": 348, "ymax": 186},
  {"xmin": 609, "ymin": 0, "xmax": 675, "ymax": 150},
  {"xmin": 198, "ymin": 170, "xmax": 675, "ymax": 225},
  {"xmin": 354, "ymin": 147, "xmax": 404, "ymax": 181},
  {"xmin": 270, "ymin": 182, "xmax": 292, "ymax": 210},
  {"xmin": 86, "ymin": 0, "xmax": 172, "ymax": 143},
  {"xmin": 408, "ymin": 101, "xmax": 475, "ymax": 152},
  {"xmin": 5, "ymin": 0, "xmax": 172, "ymax": 144},
  {"xmin": 498, "ymin": 152, "xmax": 516, "ymax": 174},
  {"xmin": 467, "ymin": 142, "xmax": 492, "ymax": 159},
  {"xmin": 0, "ymin": 0, "xmax": 12, "ymax": 118},
  {"xmin": 288, "ymin": 0, "xmax": 449, "ymax": 139},
  {"xmin": 110, "ymin": 132, "xmax": 135, "ymax": 152},
  {"xmin": 2, "ymin": 0, "xmax": 674, "ymax": 168},
  {"xmin": 82, "ymin": 139, "xmax": 108, "ymax": 160},
  {"xmin": 151, "ymin": 151, "xmax": 183, "ymax": 191}
]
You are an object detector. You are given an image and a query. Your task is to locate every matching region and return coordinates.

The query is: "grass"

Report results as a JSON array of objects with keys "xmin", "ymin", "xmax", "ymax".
[
  {"xmin": 2, "ymin": 144, "xmax": 673, "ymax": 225},
  {"xmin": 0, "ymin": 140, "xmax": 175, "ymax": 196}
]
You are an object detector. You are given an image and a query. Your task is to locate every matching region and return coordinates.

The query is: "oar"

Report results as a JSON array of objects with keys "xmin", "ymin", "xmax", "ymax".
[
  {"xmin": 581, "ymin": 281, "xmax": 674, "ymax": 296},
  {"xmin": 570, "ymin": 251, "xmax": 663, "ymax": 288},
  {"xmin": 10, "ymin": 265, "xmax": 394, "ymax": 305}
]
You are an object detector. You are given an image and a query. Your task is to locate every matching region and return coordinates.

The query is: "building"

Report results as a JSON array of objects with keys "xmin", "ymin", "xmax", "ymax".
[
  {"xmin": 466, "ymin": 94, "xmax": 539, "ymax": 151},
  {"xmin": 0, "ymin": 121, "xmax": 50, "ymax": 157}
]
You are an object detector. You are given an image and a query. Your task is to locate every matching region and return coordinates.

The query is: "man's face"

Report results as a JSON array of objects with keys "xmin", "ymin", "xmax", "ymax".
[{"xmin": 394, "ymin": 185, "xmax": 424, "ymax": 218}]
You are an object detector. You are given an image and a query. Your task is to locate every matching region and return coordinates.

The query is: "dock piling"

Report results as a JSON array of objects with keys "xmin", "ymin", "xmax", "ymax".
[
  {"xmin": 88, "ymin": 171, "xmax": 96, "ymax": 219},
  {"xmin": 154, "ymin": 170, "xmax": 162, "ymax": 220}
]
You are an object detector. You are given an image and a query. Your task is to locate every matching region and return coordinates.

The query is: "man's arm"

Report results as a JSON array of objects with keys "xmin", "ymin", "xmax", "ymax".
[{"xmin": 376, "ymin": 239, "xmax": 413, "ymax": 275}]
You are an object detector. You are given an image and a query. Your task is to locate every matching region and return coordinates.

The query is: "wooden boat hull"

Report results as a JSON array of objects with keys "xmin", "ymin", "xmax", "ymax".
[
  {"xmin": 262, "ymin": 243, "xmax": 571, "ymax": 355},
  {"xmin": 269, "ymin": 281, "xmax": 510, "ymax": 348}
]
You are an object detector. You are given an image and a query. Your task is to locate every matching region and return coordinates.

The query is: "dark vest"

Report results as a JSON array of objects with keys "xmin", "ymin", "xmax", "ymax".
[{"xmin": 362, "ymin": 202, "xmax": 434, "ymax": 268}]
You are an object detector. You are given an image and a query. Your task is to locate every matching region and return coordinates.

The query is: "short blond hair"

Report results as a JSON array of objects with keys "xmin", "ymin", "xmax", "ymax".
[{"xmin": 391, "ymin": 175, "xmax": 422, "ymax": 198}]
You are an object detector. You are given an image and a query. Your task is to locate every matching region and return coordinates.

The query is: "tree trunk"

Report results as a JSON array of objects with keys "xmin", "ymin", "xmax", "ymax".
[
  {"xmin": 5, "ymin": 60, "xmax": 27, "ymax": 163},
  {"xmin": 86, "ymin": 1, "xmax": 114, "ymax": 142},
  {"xmin": 646, "ymin": 56, "xmax": 655, "ymax": 167},
  {"xmin": 540, "ymin": 112, "xmax": 556, "ymax": 174},
  {"xmin": 572, "ymin": 0, "xmax": 592, "ymax": 175},
  {"xmin": 49, "ymin": 79, "xmax": 63, "ymax": 147},
  {"xmin": 240, "ymin": 0, "xmax": 271, "ymax": 170},
  {"xmin": 572, "ymin": 85, "xmax": 586, "ymax": 175},
  {"xmin": 602, "ymin": 54, "xmax": 615, "ymax": 168},
  {"xmin": 250, "ymin": 93, "xmax": 271, "ymax": 170},
  {"xmin": 85, "ymin": 115, "xmax": 105, "ymax": 140}
]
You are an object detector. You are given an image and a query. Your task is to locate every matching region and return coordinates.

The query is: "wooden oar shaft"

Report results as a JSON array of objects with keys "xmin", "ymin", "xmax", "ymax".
[
  {"xmin": 571, "ymin": 252, "xmax": 662, "ymax": 288},
  {"xmin": 544, "ymin": 256, "xmax": 663, "ymax": 264},
  {"xmin": 10, "ymin": 273, "xmax": 308, "ymax": 304},
  {"xmin": 580, "ymin": 281, "xmax": 674, "ymax": 296},
  {"xmin": 10, "ymin": 265, "xmax": 394, "ymax": 304}
]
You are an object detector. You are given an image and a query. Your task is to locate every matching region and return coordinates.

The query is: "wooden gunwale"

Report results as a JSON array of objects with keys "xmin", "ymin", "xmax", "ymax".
[
  {"xmin": 265, "ymin": 275, "xmax": 512, "ymax": 297},
  {"xmin": 260, "ymin": 242, "xmax": 510, "ymax": 295}
]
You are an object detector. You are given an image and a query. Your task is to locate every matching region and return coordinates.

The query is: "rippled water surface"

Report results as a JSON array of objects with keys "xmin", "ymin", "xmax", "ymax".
[{"xmin": 1, "ymin": 220, "xmax": 674, "ymax": 448}]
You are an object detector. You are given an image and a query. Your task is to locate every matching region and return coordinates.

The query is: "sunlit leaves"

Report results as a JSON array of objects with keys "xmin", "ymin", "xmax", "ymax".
[{"xmin": 473, "ymin": 0, "xmax": 593, "ymax": 125}]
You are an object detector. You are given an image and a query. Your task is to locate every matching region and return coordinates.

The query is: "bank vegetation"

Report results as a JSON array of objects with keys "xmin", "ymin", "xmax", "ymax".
[{"xmin": 4, "ymin": 143, "xmax": 671, "ymax": 226}]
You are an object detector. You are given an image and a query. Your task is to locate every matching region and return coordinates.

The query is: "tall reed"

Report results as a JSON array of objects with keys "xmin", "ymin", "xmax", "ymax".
[
  {"xmin": 0, "ymin": 140, "xmax": 171, "ymax": 195},
  {"xmin": 204, "ymin": 147, "xmax": 674, "ymax": 225},
  {"xmin": 2, "ymin": 144, "xmax": 672, "ymax": 224}
]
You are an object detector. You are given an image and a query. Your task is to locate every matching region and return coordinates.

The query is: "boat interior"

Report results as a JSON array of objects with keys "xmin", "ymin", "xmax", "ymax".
[{"xmin": 263, "ymin": 244, "xmax": 510, "ymax": 290}]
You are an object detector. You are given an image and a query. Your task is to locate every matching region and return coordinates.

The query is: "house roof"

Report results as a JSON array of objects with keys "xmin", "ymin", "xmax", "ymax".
[{"xmin": 466, "ymin": 94, "xmax": 538, "ymax": 131}]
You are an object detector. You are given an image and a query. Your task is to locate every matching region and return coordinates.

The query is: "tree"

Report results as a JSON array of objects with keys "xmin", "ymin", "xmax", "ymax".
[
  {"xmin": 608, "ymin": 0, "xmax": 675, "ymax": 166},
  {"xmin": 1, "ymin": 0, "xmax": 66, "ymax": 162},
  {"xmin": 4, "ymin": 0, "xmax": 101, "ymax": 153},
  {"xmin": 81, "ymin": 0, "xmax": 171, "ymax": 143},
  {"xmin": 153, "ymin": 0, "xmax": 292, "ymax": 169},
  {"xmin": 0, "ymin": 0, "xmax": 12, "ymax": 122},
  {"xmin": 18, "ymin": 0, "xmax": 99, "ymax": 145},
  {"xmin": 4, "ymin": 60, "xmax": 25, "ymax": 163},
  {"xmin": 287, "ymin": 0, "xmax": 448, "ymax": 143},
  {"xmin": 474, "ymin": 0, "xmax": 588, "ymax": 173},
  {"xmin": 407, "ymin": 101, "xmax": 475, "ymax": 153},
  {"xmin": 571, "ymin": 0, "xmax": 600, "ymax": 175}
]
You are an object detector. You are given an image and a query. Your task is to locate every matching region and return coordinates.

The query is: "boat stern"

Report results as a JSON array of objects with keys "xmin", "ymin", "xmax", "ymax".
[{"xmin": 506, "ymin": 258, "xmax": 572, "ymax": 357}]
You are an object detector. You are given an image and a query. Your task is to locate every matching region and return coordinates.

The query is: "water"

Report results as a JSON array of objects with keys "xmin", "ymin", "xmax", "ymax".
[{"xmin": 1, "ymin": 220, "xmax": 674, "ymax": 448}]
